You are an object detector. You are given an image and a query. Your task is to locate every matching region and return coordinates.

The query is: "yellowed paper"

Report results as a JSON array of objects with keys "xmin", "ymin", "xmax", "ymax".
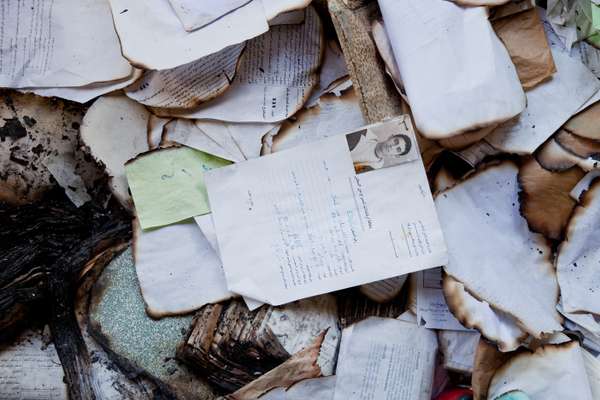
[{"xmin": 493, "ymin": 8, "xmax": 557, "ymax": 90}]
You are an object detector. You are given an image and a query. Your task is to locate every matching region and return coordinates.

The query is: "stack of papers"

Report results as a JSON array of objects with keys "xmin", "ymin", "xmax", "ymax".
[{"xmin": 5, "ymin": 0, "xmax": 600, "ymax": 399}]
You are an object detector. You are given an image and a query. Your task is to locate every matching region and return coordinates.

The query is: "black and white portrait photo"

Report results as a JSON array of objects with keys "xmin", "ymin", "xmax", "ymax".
[{"xmin": 345, "ymin": 122, "xmax": 416, "ymax": 174}]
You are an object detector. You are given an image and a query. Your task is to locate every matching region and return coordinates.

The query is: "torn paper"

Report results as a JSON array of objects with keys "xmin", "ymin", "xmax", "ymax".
[
  {"xmin": 80, "ymin": 95, "xmax": 150, "ymax": 210},
  {"xmin": 0, "ymin": 0, "xmax": 133, "ymax": 88},
  {"xmin": 535, "ymin": 136, "xmax": 600, "ymax": 172},
  {"xmin": 125, "ymin": 146, "xmax": 231, "ymax": 230},
  {"xmin": 377, "ymin": 0, "xmax": 525, "ymax": 139},
  {"xmin": 557, "ymin": 178, "xmax": 600, "ymax": 315},
  {"xmin": 570, "ymin": 170, "xmax": 600, "ymax": 200},
  {"xmin": 333, "ymin": 317, "xmax": 438, "ymax": 400},
  {"xmin": 443, "ymin": 275, "xmax": 526, "ymax": 352},
  {"xmin": 133, "ymin": 219, "xmax": 232, "ymax": 318},
  {"xmin": 160, "ymin": 7, "xmax": 324, "ymax": 122},
  {"xmin": 417, "ymin": 268, "xmax": 471, "ymax": 331},
  {"xmin": 205, "ymin": 116, "xmax": 447, "ymax": 305},
  {"xmin": 125, "ymin": 43, "xmax": 244, "ymax": 109},
  {"xmin": 492, "ymin": 7, "xmax": 556, "ymax": 90},
  {"xmin": 107, "ymin": 0, "xmax": 268, "ymax": 70},
  {"xmin": 564, "ymin": 101, "xmax": 600, "ymax": 141},
  {"xmin": 435, "ymin": 161, "xmax": 563, "ymax": 343}
]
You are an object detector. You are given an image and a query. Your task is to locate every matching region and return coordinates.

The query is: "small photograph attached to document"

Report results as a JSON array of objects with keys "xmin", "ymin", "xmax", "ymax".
[{"xmin": 345, "ymin": 117, "xmax": 418, "ymax": 174}]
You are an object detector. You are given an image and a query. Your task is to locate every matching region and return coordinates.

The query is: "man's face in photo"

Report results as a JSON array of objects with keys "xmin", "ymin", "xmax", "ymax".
[{"xmin": 376, "ymin": 134, "xmax": 411, "ymax": 158}]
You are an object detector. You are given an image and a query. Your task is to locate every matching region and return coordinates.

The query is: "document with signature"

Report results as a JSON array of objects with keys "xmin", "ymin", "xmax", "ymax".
[{"xmin": 205, "ymin": 116, "xmax": 447, "ymax": 305}]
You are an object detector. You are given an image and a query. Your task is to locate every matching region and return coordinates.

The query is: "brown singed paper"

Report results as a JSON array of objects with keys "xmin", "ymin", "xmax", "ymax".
[{"xmin": 493, "ymin": 8, "xmax": 557, "ymax": 90}]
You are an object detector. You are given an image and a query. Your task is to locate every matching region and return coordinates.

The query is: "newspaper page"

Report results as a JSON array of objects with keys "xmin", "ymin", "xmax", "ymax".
[
  {"xmin": 0, "ymin": 0, "xmax": 133, "ymax": 88},
  {"xmin": 417, "ymin": 267, "xmax": 472, "ymax": 331},
  {"xmin": 108, "ymin": 0, "xmax": 268, "ymax": 70},
  {"xmin": 333, "ymin": 317, "xmax": 438, "ymax": 400},
  {"xmin": 205, "ymin": 116, "xmax": 448, "ymax": 305},
  {"xmin": 125, "ymin": 44, "xmax": 245, "ymax": 109},
  {"xmin": 165, "ymin": 7, "xmax": 323, "ymax": 122},
  {"xmin": 168, "ymin": 0, "xmax": 252, "ymax": 32}
]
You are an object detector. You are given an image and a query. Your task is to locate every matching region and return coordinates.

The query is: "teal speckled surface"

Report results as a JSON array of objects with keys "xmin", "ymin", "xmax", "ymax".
[{"xmin": 89, "ymin": 247, "xmax": 194, "ymax": 383}]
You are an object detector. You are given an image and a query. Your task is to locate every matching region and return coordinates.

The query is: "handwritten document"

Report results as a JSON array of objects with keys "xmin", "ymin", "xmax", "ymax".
[{"xmin": 205, "ymin": 116, "xmax": 447, "ymax": 305}]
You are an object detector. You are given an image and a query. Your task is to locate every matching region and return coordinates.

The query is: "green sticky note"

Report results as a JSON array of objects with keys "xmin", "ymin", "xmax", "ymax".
[
  {"xmin": 593, "ymin": 3, "xmax": 600, "ymax": 30},
  {"xmin": 126, "ymin": 146, "xmax": 231, "ymax": 229}
]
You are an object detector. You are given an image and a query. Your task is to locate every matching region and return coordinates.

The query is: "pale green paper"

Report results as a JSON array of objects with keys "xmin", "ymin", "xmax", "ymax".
[{"xmin": 126, "ymin": 146, "xmax": 230, "ymax": 229}]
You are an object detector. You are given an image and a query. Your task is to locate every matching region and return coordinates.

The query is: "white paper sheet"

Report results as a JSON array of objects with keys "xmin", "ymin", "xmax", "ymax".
[
  {"xmin": 125, "ymin": 44, "xmax": 245, "ymax": 109},
  {"xmin": 488, "ymin": 341, "xmax": 594, "ymax": 400},
  {"xmin": 25, "ymin": 69, "xmax": 143, "ymax": 104},
  {"xmin": 583, "ymin": 349, "xmax": 600, "ymax": 399},
  {"xmin": 435, "ymin": 162, "xmax": 563, "ymax": 341},
  {"xmin": 205, "ymin": 116, "xmax": 447, "ymax": 305},
  {"xmin": 271, "ymin": 91, "xmax": 366, "ymax": 153},
  {"xmin": 417, "ymin": 268, "xmax": 471, "ymax": 331},
  {"xmin": 557, "ymin": 181, "xmax": 600, "ymax": 315},
  {"xmin": 0, "ymin": 0, "xmax": 133, "ymax": 88},
  {"xmin": 168, "ymin": 0, "xmax": 253, "ymax": 31},
  {"xmin": 163, "ymin": 119, "xmax": 241, "ymax": 162},
  {"xmin": 163, "ymin": 7, "xmax": 323, "ymax": 122},
  {"xmin": 262, "ymin": 0, "xmax": 311, "ymax": 20},
  {"xmin": 196, "ymin": 120, "xmax": 278, "ymax": 160},
  {"xmin": 486, "ymin": 44, "xmax": 600, "ymax": 154},
  {"xmin": 107, "ymin": 0, "xmax": 269, "ymax": 70},
  {"xmin": 570, "ymin": 170, "xmax": 600, "ymax": 200},
  {"xmin": 133, "ymin": 219, "xmax": 232, "ymax": 318},
  {"xmin": 378, "ymin": 0, "xmax": 525, "ymax": 139},
  {"xmin": 333, "ymin": 317, "xmax": 438, "ymax": 400},
  {"xmin": 259, "ymin": 376, "xmax": 336, "ymax": 400}
]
